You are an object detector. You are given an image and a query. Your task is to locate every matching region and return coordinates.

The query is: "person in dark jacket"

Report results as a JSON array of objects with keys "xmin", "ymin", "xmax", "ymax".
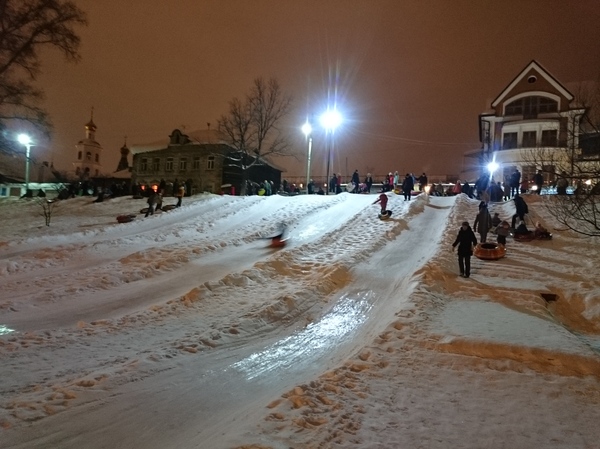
[
  {"xmin": 452, "ymin": 221, "xmax": 478, "ymax": 278},
  {"xmin": 365, "ymin": 173, "xmax": 373, "ymax": 193},
  {"xmin": 511, "ymin": 194, "xmax": 529, "ymax": 228},
  {"xmin": 402, "ymin": 173, "xmax": 414, "ymax": 201},
  {"xmin": 473, "ymin": 202, "xmax": 493, "ymax": 243},
  {"xmin": 533, "ymin": 170, "xmax": 544, "ymax": 194},
  {"xmin": 351, "ymin": 170, "xmax": 360, "ymax": 193}
]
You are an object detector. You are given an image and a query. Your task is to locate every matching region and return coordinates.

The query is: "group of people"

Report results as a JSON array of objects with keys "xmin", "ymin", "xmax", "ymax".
[
  {"xmin": 145, "ymin": 183, "xmax": 185, "ymax": 217},
  {"xmin": 451, "ymin": 193, "xmax": 550, "ymax": 277}
]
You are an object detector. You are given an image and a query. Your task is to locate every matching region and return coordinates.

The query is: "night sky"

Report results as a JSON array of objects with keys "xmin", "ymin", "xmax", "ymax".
[{"xmin": 33, "ymin": 0, "xmax": 600, "ymax": 180}]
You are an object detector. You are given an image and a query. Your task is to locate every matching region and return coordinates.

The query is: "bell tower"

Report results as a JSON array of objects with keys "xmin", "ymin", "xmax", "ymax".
[{"xmin": 73, "ymin": 107, "xmax": 103, "ymax": 179}]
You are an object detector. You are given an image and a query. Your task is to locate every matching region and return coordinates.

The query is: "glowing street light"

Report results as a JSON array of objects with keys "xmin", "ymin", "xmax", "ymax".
[
  {"xmin": 17, "ymin": 133, "xmax": 32, "ymax": 193},
  {"xmin": 301, "ymin": 120, "xmax": 313, "ymax": 194},
  {"xmin": 487, "ymin": 161, "xmax": 499, "ymax": 174},
  {"xmin": 319, "ymin": 108, "xmax": 342, "ymax": 195}
]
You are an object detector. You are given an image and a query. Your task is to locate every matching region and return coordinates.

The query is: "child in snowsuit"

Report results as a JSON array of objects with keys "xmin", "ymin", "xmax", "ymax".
[
  {"xmin": 374, "ymin": 193, "xmax": 389, "ymax": 215},
  {"xmin": 452, "ymin": 221, "xmax": 478, "ymax": 278},
  {"xmin": 496, "ymin": 220, "xmax": 510, "ymax": 246}
]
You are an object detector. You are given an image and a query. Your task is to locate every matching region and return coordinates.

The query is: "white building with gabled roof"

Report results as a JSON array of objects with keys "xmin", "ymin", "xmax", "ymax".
[{"xmin": 475, "ymin": 60, "xmax": 586, "ymax": 187}]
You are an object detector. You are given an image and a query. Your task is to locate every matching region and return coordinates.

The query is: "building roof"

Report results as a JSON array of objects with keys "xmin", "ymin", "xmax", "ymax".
[
  {"xmin": 130, "ymin": 129, "xmax": 227, "ymax": 155},
  {"xmin": 491, "ymin": 60, "xmax": 574, "ymax": 108}
]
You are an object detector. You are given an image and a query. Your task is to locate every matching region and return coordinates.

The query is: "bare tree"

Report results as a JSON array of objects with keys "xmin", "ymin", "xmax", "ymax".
[
  {"xmin": 521, "ymin": 79, "xmax": 600, "ymax": 236},
  {"xmin": 35, "ymin": 197, "xmax": 58, "ymax": 226},
  {"xmin": 0, "ymin": 0, "xmax": 87, "ymax": 153},
  {"xmin": 217, "ymin": 77, "xmax": 293, "ymax": 195}
]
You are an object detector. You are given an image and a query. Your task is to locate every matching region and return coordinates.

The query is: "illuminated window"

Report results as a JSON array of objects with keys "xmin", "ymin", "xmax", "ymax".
[{"xmin": 207, "ymin": 156, "xmax": 215, "ymax": 170}]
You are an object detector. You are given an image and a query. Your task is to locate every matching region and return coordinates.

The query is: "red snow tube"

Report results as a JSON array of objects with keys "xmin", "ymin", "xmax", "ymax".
[
  {"xmin": 117, "ymin": 214, "xmax": 136, "ymax": 223},
  {"xmin": 270, "ymin": 238, "xmax": 288, "ymax": 248},
  {"xmin": 474, "ymin": 242, "xmax": 506, "ymax": 260}
]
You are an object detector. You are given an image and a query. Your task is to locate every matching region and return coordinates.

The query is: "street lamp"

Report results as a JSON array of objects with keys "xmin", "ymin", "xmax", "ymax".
[
  {"xmin": 319, "ymin": 108, "xmax": 342, "ymax": 195},
  {"xmin": 301, "ymin": 120, "xmax": 313, "ymax": 194},
  {"xmin": 18, "ymin": 134, "xmax": 32, "ymax": 193}
]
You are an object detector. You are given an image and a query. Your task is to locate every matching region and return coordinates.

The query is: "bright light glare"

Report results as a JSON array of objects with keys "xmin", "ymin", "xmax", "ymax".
[
  {"xmin": 18, "ymin": 133, "xmax": 31, "ymax": 145},
  {"xmin": 487, "ymin": 161, "xmax": 499, "ymax": 173},
  {"xmin": 301, "ymin": 121, "xmax": 312, "ymax": 136},
  {"xmin": 319, "ymin": 109, "xmax": 342, "ymax": 131},
  {"xmin": 585, "ymin": 179, "xmax": 592, "ymax": 185}
]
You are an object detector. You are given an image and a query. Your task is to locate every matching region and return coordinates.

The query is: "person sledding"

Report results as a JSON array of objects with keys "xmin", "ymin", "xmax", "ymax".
[
  {"xmin": 374, "ymin": 193, "xmax": 392, "ymax": 219},
  {"xmin": 268, "ymin": 222, "xmax": 288, "ymax": 247}
]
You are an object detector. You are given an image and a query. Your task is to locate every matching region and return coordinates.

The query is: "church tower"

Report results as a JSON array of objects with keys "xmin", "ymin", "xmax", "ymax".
[
  {"xmin": 73, "ymin": 108, "xmax": 103, "ymax": 179},
  {"xmin": 115, "ymin": 137, "xmax": 130, "ymax": 172}
]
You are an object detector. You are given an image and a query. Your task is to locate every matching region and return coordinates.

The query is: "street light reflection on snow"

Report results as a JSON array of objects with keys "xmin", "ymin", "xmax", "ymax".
[
  {"xmin": 232, "ymin": 291, "xmax": 374, "ymax": 380},
  {"xmin": 0, "ymin": 325, "xmax": 15, "ymax": 335}
]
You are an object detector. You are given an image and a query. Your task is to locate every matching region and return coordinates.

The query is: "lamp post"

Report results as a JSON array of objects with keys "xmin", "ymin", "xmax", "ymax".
[
  {"xmin": 18, "ymin": 134, "xmax": 32, "ymax": 193},
  {"xmin": 319, "ymin": 108, "xmax": 342, "ymax": 195},
  {"xmin": 301, "ymin": 120, "xmax": 313, "ymax": 194}
]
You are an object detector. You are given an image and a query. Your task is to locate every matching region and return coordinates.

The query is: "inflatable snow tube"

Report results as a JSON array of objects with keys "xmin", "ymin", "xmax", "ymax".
[
  {"xmin": 514, "ymin": 231, "xmax": 535, "ymax": 242},
  {"xmin": 270, "ymin": 238, "xmax": 288, "ymax": 248},
  {"xmin": 379, "ymin": 210, "xmax": 393, "ymax": 220},
  {"xmin": 117, "ymin": 214, "xmax": 136, "ymax": 223},
  {"xmin": 474, "ymin": 242, "xmax": 506, "ymax": 260}
]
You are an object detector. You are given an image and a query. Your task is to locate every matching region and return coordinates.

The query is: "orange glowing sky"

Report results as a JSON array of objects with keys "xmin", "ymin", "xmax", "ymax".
[{"xmin": 32, "ymin": 0, "xmax": 600, "ymax": 180}]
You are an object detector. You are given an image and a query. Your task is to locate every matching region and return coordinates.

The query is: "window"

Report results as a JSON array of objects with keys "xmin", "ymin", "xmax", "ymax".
[
  {"xmin": 193, "ymin": 156, "xmax": 200, "ymax": 170},
  {"xmin": 140, "ymin": 158, "xmax": 148, "ymax": 171},
  {"xmin": 207, "ymin": 155, "xmax": 215, "ymax": 170},
  {"xmin": 76, "ymin": 167, "xmax": 81, "ymax": 175},
  {"xmin": 505, "ymin": 96, "xmax": 558, "ymax": 117},
  {"xmin": 152, "ymin": 158, "xmax": 160, "ymax": 171},
  {"xmin": 502, "ymin": 132, "xmax": 518, "ymax": 150},
  {"xmin": 179, "ymin": 157, "xmax": 187, "ymax": 171},
  {"xmin": 86, "ymin": 151, "xmax": 92, "ymax": 160},
  {"xmin": 165, "ymin": 157, "xmax": 174, "ymax": 171},
  {"xmin": 538, "ymin": 97, "xmax": 558, "ymax": 113},
  {"xmin": 95, "ymin": 154, "xmax": 99, "ymax": 163},
  {"xmin": 522, "ymin": 131, "xmax": 537, "ymax": 148},
  {"xmin": 541, "ymin": 129, "xmax": 558, "ymax": 147},
  {"xmin": 78, "ymin": 151, "xmax": 82, "ymax": 160}
]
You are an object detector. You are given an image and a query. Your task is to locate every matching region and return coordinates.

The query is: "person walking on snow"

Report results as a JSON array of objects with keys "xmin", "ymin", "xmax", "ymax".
[
  {"xmin": 175, "ymin": 184, "xmax": 185, "ymax": 207},
  {"xmin": 402, "ymin": 173, "xmax": 414, "ymax": 201},
  {"xmin": 473, "ymin": 201, "xmax": 493, "ymax": 243},
  {"xmin": 452, "ymin": 221, "xmax": 478, "ymax": 278},
  {"xmin": 511, "ymin": 193, "xmax": 529, "ymax": 228}
]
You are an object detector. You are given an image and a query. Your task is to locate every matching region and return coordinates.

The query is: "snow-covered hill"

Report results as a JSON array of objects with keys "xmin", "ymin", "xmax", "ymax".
[{"xmin": 0, "ymin": 192, "xmax": 598, "ymax": 448}]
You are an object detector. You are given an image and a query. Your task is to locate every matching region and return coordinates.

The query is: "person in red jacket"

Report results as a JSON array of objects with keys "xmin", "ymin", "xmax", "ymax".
[{"xmin": 374, "ymin": 193, "xmax": 389, "ymax": 215}]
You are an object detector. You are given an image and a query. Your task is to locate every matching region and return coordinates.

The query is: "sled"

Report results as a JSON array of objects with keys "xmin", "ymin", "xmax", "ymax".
[
  {"xmin": 513, "ymin": 231, "xmax": 535, "ymax": 242},
  {"xmin": 117, "ymin": 214, "xmax": 136, "ymax": 223},
  {"xmin": 474, "ymin": 242, "xmax": 506, "ymax": 260},
  {"xmin": 378, "ymin": 210, "xmax": 392, "ymax": 221},
  {"xmin": 270, "ymin": 238, "xmax": 288, "ymax": 248}
]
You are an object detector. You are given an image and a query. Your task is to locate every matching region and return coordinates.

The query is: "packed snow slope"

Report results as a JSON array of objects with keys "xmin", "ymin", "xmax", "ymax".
[{"xmin": 0, "ymin": 192, "xmax": 599, "ymax": 449}]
